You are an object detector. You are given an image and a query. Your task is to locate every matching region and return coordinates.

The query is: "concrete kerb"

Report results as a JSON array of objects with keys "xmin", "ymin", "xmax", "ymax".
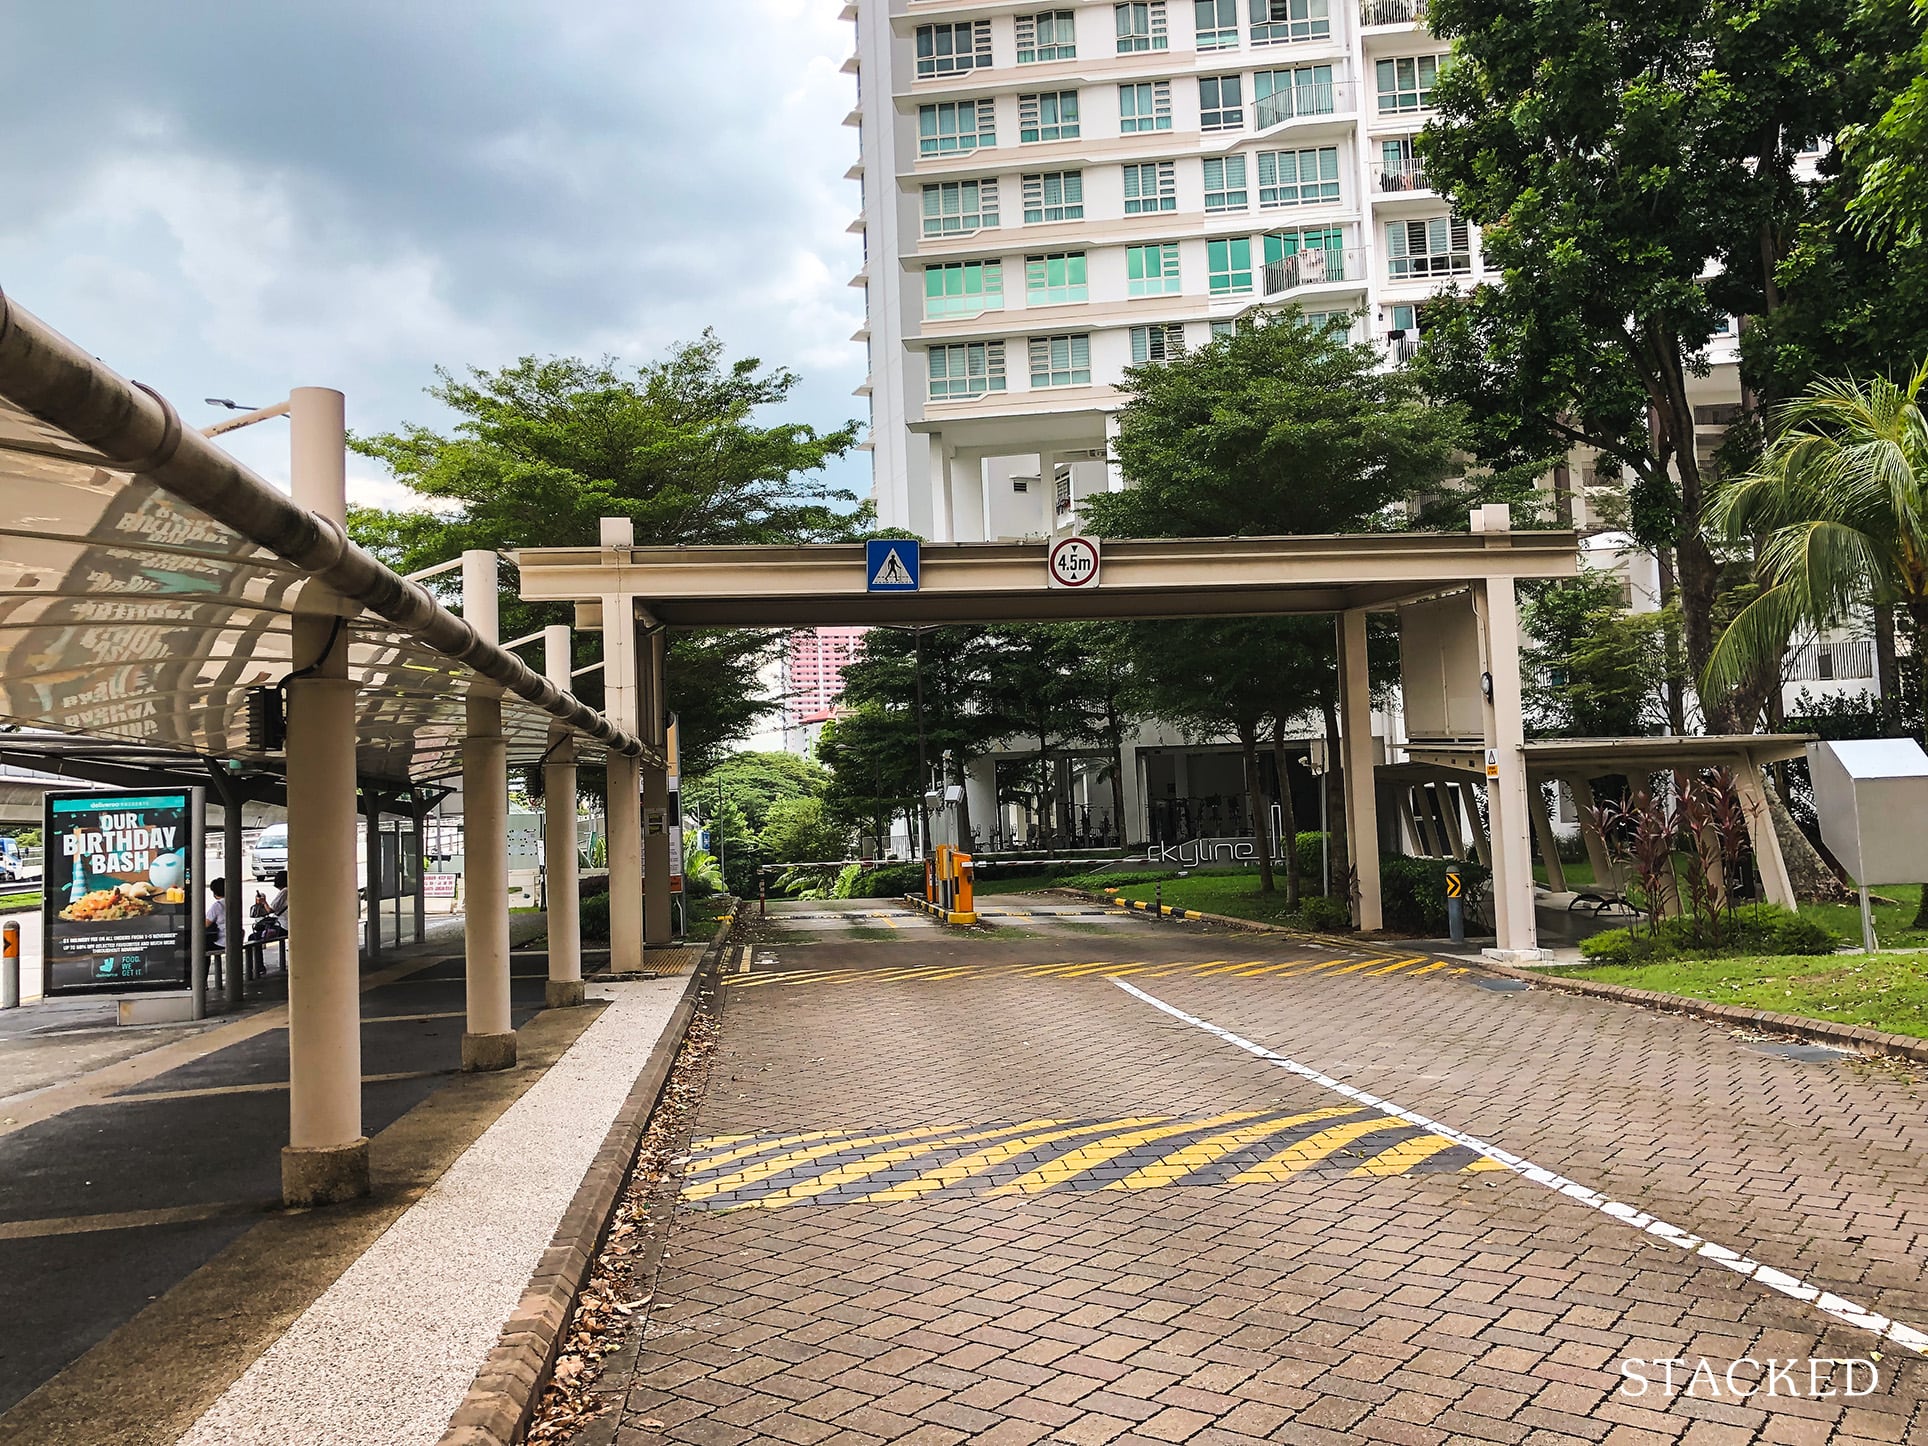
[
  {"xmin": 437, "ymin": 901, "xmax": 738, "ymax": 1446},
  {"xmin": 902, "ymin": 893, "xmax": 977, "ymax": 926}
]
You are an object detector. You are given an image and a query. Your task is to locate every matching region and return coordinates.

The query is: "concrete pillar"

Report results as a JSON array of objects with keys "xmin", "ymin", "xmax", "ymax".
[
  {"xmin": 642, "ymin": 628, "xmax": 673, "ymax": 947},
  {"xmin": 543, "ymin": 624, "xmax": 584, "ymax": 1006},
  {"xmin": 599, "ymin": 521, "xmax": 646, "ymax": 974},
  {"xmin": 1339, "ymin": 609, "xmax": 1382, "ymax": 930},
  {"xmin": 1038, "ymin": 451, "xmax": 1058, "ymax": 539},
  {"xmin": 460, "ymin": 549, "xmax": 515, "ymax": 1072},
  {"xmin": 1730, "ymin": 757, "xmax": 1797, "ymax": 908},
  {"xmin": 1104, "ymin": 412, "xmax": 1125, "ymax": 493},
  {"xmin": 281, "ymin": 386, "xmax": 369, "ymax": 1207},
  {"xmin": 1469, "ymin": 504, "xmax": 1541, "ymax": 959},
  {"xmin": 1529, "ymin": 777, "xmax": 1568, "ymax": 893},
  {"xmin": 1456, "ymin": 782, "xmax": 1492, "ymax": 867},
  {"xmin": 362, "ymin": 789, "xmax": 380, "ymax": 962},
  {"xmin": 930, "ymin": 435, "xmax": 955, "ymax": 543}
]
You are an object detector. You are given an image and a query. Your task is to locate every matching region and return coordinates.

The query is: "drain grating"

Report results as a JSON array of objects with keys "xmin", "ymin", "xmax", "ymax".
[{"xmin": 1471, "ymin": 977, "xmax": 1530, "ymax": 993}]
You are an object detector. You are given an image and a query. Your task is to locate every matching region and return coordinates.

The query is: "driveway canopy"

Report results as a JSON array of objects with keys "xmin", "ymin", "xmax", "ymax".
[{"xmin": 0, "ymin": 290, "xmax": 645, "ymax": 784}]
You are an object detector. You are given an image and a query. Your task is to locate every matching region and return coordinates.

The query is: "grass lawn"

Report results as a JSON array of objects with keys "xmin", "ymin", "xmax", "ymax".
[
  {"xmin": 0, "ymin": 891, "xmax": 39, "ymax": 913},
  {"xmin": 1532, "ymin": 857, "xmax": 1597, "ymax": 889},
  {"xmin": 1102, "ymin": 870, "xmax": 1321, "ymax": 926},
  {"xmin": 1549, "ymin": 950, "xmax": 1928, "ymax": 1043}
]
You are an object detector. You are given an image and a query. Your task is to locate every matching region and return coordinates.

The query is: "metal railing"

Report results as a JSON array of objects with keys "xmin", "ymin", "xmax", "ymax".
[
  {"xmin": 1372, "ymin": 157, "xmax": 1430, "ymax": 192},
  {"xmin": 1262, "ymin": 246, "xmax": 1364, "ymax": 294},
  {"xmin": 1252, "ymin": 81, "xmax": 1350, "ymax": 128},
  {"xmin": 1786, "ymin": 639, "xmax": 1875, "ymax": 681},
  {"xmin": 1385, "ymin": 331, "xmax": 1421, "ymax": 364},
  {"xmin": 1360, "ymin": 0, "xmax": 1426, "ymax": 24}
]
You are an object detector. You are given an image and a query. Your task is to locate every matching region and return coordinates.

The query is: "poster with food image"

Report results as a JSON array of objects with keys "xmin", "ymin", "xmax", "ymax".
[{"xmin": 43, "ymin": 790, "xmax": 201, "ymax": 995}]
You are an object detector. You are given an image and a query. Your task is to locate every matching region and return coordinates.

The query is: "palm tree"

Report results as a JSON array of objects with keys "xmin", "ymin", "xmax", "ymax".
[{"xmin": 1707, "ymin": 357, "xmax": 1928, "ymax": 916}]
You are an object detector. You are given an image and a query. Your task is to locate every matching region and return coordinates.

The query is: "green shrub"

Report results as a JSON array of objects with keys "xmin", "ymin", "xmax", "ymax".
[
  {"xmin": 1379, "ymin": 854, "xmax": 1490, "ymax": 934},
  {"xmin": 1294, "ymin": 832, "xmax": 1332, "ymax": 891},
  {"xmin": 580, "ymin": 891, "xmax": 611, "ymax": 943},
  {"xmin": 1067, "ymin": 869, "xmax": 1182, "ymax": 891},
  {"xmin": 1579, "ymin": 904, "xmax": 1840, "ymax": 965},
  {"xmin": 1291, "ymin": 895, "xmax": 1352, "ymax": 931}
]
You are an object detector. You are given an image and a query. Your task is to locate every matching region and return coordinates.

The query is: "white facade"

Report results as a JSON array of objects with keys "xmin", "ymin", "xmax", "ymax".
[{"xmin": 848, "ymin": 0, "xmax": 1476, "ymax": 538}]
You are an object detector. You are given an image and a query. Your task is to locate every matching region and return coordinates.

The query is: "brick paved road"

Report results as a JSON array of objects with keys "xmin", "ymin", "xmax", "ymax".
[{"xmin": 608, "ymin": 898, "xmax": 1928, "ymax": 1444}]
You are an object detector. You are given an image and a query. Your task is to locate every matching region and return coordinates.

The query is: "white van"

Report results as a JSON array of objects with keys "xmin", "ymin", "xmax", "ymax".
[{"xmin": 251, "ymin": 823, "xmax": 289, "ymax": 880}]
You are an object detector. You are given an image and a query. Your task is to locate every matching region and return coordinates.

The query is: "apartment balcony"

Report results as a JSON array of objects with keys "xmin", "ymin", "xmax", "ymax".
[
  {"xmin": 1360, "ymin": 0, "xmax": 1427, "ymax": 26},
  {"xmin": 1252, "ymin": 81, "xmax": 1356, "ymax": 131},
  {"xmin": 1384, "ymin": 330, "xmax": 1421, "ymax": 365},
  {"xmin": 1263, "ymin": 246, "xmax": 1366, "ymax": 295},
  {"xmin": 1371, "ymin": 157, "xmax": 1431, "ymax": 194}
]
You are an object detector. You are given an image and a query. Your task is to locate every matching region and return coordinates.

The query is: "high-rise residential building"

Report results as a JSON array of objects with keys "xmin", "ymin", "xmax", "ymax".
[
  {"xmin": 847, "ymin": 0, "xmax": 1476, "ymax": 539},
  {"xmin": 783, "ymin": 626, "xmax": 866, "ymax": 728}
]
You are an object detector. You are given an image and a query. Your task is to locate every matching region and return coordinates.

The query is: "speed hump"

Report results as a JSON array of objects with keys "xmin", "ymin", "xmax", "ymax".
[{"xmin": 1048, "ymin": 535, "xmax": 1100, "ymax": 589}]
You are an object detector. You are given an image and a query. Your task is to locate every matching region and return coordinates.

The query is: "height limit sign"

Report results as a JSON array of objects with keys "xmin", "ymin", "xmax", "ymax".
[{"xmin": 1047, "ymin": 535, "xmax": 1101, "ymax": 589}]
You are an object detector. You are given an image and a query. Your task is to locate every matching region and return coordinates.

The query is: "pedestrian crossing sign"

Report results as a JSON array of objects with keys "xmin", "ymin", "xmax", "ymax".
[{"xmin": 865, "ymin": 539, "xmax": 921, "ymax": 592}]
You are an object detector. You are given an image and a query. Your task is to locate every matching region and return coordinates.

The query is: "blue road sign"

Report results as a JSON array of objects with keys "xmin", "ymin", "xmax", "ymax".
[{"xmin": 865, "ymin": 539, "xmax": 921, "ymax": 592}]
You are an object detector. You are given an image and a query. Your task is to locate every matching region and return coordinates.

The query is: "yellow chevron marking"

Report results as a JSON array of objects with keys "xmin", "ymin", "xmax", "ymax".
[
  {"xmin": 1230, "ymin": 960, "xmax": 1322, "ymax": 977},
  {"xmin": 1346, "ymin": 1133, "xmax": 1463, "ymax": 1176},
  {"xmin": 1016, "ymin": 962, "xmax": 1084, "ymax": 977},
  {"xmin": 1462, "ymin": 1154, "xmax": 1510, "ymax": 1171},
  {"xmin": 1188, "ymin": 960, "xmax": 1243, "ymax": 976},
  {"xmin": 1411, "ymin": 961, "xmax": 1451, "ymax": 976},
  {"xmin": 683, "ymin": 1127, "xmax": 871, "ymax": 1173},
  {"xmin": 684, "ymin": 1121, "xmax": 1035, "ymax": 1200},
  {"xmin": 754, "ymin": 1118, "xmax": 1072, "ymax": 1204},
  {"xmin": 1107, "ymin": 1106, "xmax": 1363, "ymax": 1189},
  {"xmin": 1056, "ymin": 962, "xmax": 1131, "ymax": 977},
  {"xmin": 1365, "ymin": 956, "xmax": 1427, "ymax": 976},
  {"xmin": 1325, "ymin": 957, "xmax": 1398, "ymax": 978},
  {"xmin": 1230, "ymin": 1119, "xmax": 1416, "ymax": 1182},
  {"xmin": 854, "ymin": 1116, "xmax": 1172, "ymax": 1203},
  {"xmin": 992, "ymin": 1109, "xmax": 1274, "ymax": 1195}
]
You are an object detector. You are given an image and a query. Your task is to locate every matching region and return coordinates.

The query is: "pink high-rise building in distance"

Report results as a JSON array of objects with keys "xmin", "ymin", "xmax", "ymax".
[{"xmin": 783, "ymin": 627, "xmax": 866, "ymax": 738}]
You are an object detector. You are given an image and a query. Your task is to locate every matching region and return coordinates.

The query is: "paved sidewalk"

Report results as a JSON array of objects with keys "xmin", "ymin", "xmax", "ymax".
[{"xmin": 599, "ymin": 895, "xmax": 1927, "ymax": 1444}]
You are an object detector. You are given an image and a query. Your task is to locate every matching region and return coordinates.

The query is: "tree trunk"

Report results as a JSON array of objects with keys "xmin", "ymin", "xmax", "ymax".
[
  {"xmin": 1875, "ymin": 602, "xmax": 1899, "ymax": 733},
  {"xmin": 1271, "ymin": 718, "xmax": 1301, "ymax": 910},
  {"xmin": 1240, "ymin": 722, "xmax": 1276, "ymax": 895},
  {"xmin": 1320, "ymin": 697, "xmax": 1348, "ymax": 897},
  {"xmin": 1656, "ymin": 547, "xmax": 1689, "ymax": 734},
  {"xmin": 1763, "ymin": 776, "xmax": 1848, "ymax": 902},
  {"xmin": 1108, "ymin": 724, "xmax": 1128, "ymax": 848},
  {"xmin": 1914, "ymin": 610, "xmax": 1928, "ymax": 928}
]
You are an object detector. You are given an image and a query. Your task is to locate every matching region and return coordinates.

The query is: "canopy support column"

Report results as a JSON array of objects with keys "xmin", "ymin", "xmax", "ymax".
[
  {"xmin": 281, "ymin": 386, "xmax": 368, "ymax": 1207},
  {"xmin": 207, "ymin": 766, "xmax": 245, "ymax": 1009},
  {"xmin": 1338, "ymin": 608, "xmax": 1381, "ymax": 930},
  {"xmin": 461, "ymin": 549, "xmax": 515, "ymax": 1072},
  {"xmin": 642, "ymin": 627, "xmax": 673, "ymax": 947},
  {"xmin": 1470, "ymin": 505, "xmax": 1541, "ymax": 960},
  {"xmin": 1529, "ymin": 778, "xmax": 1568, "ymax": 893},
  {"xmin": 544, "ymin": 625, "xmax": 584, "ymax": 1007}
]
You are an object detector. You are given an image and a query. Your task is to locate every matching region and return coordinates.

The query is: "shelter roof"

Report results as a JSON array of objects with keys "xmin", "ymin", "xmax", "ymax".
[
  {"xmin": 0, "ymin": 293, "xmax": 643, "ymax": 784},
  {"xmin": 1405, "ymin": 735, "xmax": 1815, "ymax": 777}
]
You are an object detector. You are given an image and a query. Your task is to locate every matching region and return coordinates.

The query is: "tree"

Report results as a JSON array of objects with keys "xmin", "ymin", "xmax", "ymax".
[
  {"xmin": 1707, "ymin": 362, "xmax": 1928, "ymax": 909},
  {"xmin": 348, "ymin": 336, "xmax": 863, "ymax": 770},
  {"xmin": 758, "ymin": 796, "xmax": 849, "ymax": 867},
  {"xmin": 1523, "ymin": 573, "xmax": 1672, "ymax": 738},
  {"xmin": 687, "ymin": 751, "xmax": 829, "ymax": 833},
  {"xmin": 1418, "ymin": 0, "xmax": 1861, "ymax": 731},
  {"xmin": 818, "ymin": 706, "xmax": 914, "ymax": 857},
  {"xmin": 1084, "ymin": 310, "xmax": 1463, "ymax": 539},
  {"xmin": 1842, "ymin": 0, "xmax": 1928, "ymax": 247}
]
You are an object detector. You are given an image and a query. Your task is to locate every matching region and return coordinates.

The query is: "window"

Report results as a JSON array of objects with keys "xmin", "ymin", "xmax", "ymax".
[
  {"xmin": 1194, "ymin": 0, "xmax": 1239, "ymax": 48},
  {"xmin": 1210, "ymin": 319, "xmax": 1238, "ymax": 338},
  {"xmin": 1116, "ymin": 3, "xmax": 1169, "ymax": 52},
  {"xmin": 1130, "ymin": 323, "xmax": 1187, "ymax": 362},
  {"xmin": 915, "ymin": 21, "xmax": 992, "ymax": 78},
  {"xmin": 1123, "ymin": 160, "xmax": 1178, "ymax": 212},
  {"xmin": 1203, "ymin": 154, "xmax": 1249, "ymax": 210},
  {"xmin": 1022, "ymin": 171, "xmax": 1085, "ymax": 223},
  {"xmin": 922, "ymin": 179, "xmax": 1000, "ymax": 236},
  {"xmin": 1016, "ymin": 11, "xmax": 1078, "ymax": 62},
  {"xmin": 1019, "ymin": 91, "xmax": 1081, "ymax": 142},
  {"xmin": 1252, "ymin": 0, "xmax": 1331, "ymax": 44},
  {"xmin": 1199, "ymin": 75, "xmax": 1244, "ymax": 130},
  {"xmin": 924, "ymin": 260, "xmax": 1004, "ymax": 319},
  {"xmin": 1025, "ymin": 252, "xmax": 1089, "ymax": 305},
  {"xmin": 1300, "ymin": 310, "xmax": 1350, "ymax": 335},
  {"xmin": 928, "ymin": 342, "xmax": 1007, "ymax": 399},
  {"xmin": 1265, "ymin": 226, "xmax": 1348, "ymax": 285},
  {"xmin": 1257, "ymin": 146, "xmax": 1340, "ymax": 206},
  {"xmin": 1376, "ymin": 55, "xmax": 1441, "ymax": 113},
  {"xmin": 1252, "ymin": 65, "xmax": 1334, "ymax": 124},
  {"xmin": 1377, "ymin": 136, "xmax": 1425, "ymax": 190},
  {"xmin": 1028, "ymin": 334, "xmax": 1092, "ymax": 386},
  {"xmin": 919, "ymin": 100, "xmax": 996, "ymax": 156},
  {"xmin": 1127, "ymin": 242, "xmax": 1182, "ymax": 295},
  {"xmin": 1387, "ymin": 302, "xmax": 1418, "ymax": 330},
  {"xmin": 1119, "ymin": 81, "xmax": 1174, "ymax": 133},
  {"xmin": 1208, "ymin": 237, "xmax": 1254, "ymax": 294},
  {"xmin": 1386, "ymin": 216, "xmax": 1470, "ymax": 277}
]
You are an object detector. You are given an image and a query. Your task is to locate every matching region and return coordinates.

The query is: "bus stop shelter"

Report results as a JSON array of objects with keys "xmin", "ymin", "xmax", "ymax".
[{"xmin": 0, "ymin": 290, "xmax": 654, "ymax": 1205}]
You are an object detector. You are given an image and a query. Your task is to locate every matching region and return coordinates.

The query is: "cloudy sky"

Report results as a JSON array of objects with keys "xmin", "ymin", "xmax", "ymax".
[{"xmin": 0, "ymin": 0, "xmax": 868, "ymax": 509}]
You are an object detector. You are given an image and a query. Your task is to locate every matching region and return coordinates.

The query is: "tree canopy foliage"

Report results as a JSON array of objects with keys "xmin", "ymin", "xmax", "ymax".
[{"xmin": 347, "ymin": 335, "xmax": 862, "ymax": 772}]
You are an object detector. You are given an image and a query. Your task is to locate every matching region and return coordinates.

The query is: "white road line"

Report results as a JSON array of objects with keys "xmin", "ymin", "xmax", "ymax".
[{"xmin": 1112, "ymin": 979, "xmax": 1928, "ymax": 1356}]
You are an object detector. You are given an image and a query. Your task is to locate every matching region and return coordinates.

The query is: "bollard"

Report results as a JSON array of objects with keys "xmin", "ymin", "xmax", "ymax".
[
  {"xmin": 759, "ymin": 875, "xmax": 767, "ymax": 919},
  {"xmin": 1445, "ymin": 864, "xmax": 1465, "ymax": 945},
  {"xmin": 2, "ymin": 920, "xmax": 18, "ymax": 1009},
  {"xmin": 1155, "ymin": 881, "xmax": 1162, "ymax": 918}
]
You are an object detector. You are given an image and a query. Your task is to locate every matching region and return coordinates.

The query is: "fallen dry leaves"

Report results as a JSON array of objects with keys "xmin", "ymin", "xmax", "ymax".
[{"xmin": 525, "ymin": 996, "xmax": 724, "ymax": 1443}]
